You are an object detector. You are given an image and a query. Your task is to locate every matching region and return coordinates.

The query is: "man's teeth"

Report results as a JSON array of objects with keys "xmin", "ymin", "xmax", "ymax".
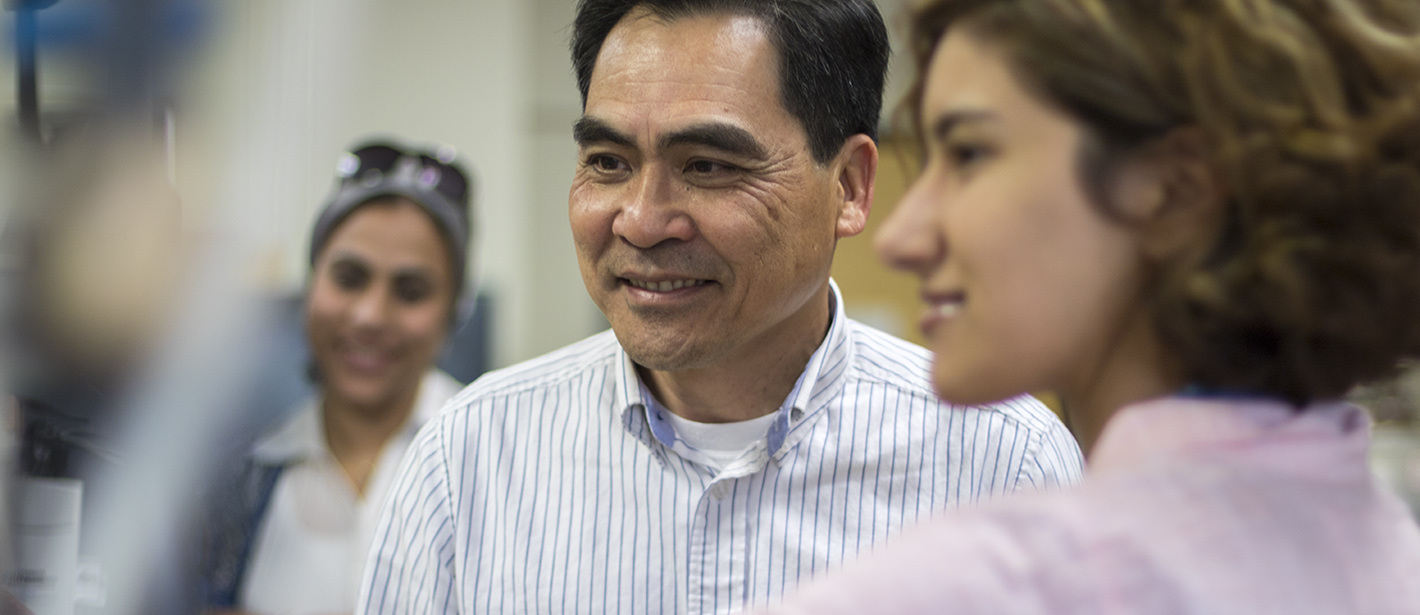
[{"xmin": 629, "ymin": 279, "xmax": 706, "ymax": 292}]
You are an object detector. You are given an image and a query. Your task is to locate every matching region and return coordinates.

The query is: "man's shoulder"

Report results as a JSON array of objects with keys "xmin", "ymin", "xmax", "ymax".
[
  {"xmin": 841, "ymin": 318, "xmax": 1062, "ymax": 434},
  {"xmin": 443, "ymin": 329, "xmax": 623, "ymax": 409},
  {"xmin": 843, "ymin": 318, "xmax": 933, "ymax": 369},
  {"xmin": 839, "ymin": 318, "xmax": 936, "ymax": 398}
]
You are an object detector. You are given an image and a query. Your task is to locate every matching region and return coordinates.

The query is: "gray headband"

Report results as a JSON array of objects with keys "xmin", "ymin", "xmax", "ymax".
[{"xmin": 308, "ymin": 155, "xmax": 472, "ymax": 298}]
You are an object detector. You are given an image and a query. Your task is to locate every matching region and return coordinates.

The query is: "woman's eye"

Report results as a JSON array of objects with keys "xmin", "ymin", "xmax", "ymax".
[
  {"xmin": 330, "ymin": 262, "xmax": 369, "ymax": 291},
  {"xmin": 393, "ymin": 276, "xmax": 433, "ymax": 304},
  {"xmin": 948, "ymin": 143, "xmax": 993, "ymax": 170}
]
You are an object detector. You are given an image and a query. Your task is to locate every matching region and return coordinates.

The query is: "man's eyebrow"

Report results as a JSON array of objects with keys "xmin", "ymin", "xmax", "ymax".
[
  {"xmin": 928, "ymin": 109, "xmax": 999, "ymax": 143},
  {"xmin": 573, "ymin": 116, "xmax": 635, "ymax": 148},
  {"xmin": 660, "ymin": 122, "xmax": 769, "ymax": 161}
]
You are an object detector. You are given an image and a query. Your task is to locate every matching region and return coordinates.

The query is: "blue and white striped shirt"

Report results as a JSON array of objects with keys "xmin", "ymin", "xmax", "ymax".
[{"xmin": 357, "ymin": 285, "xmax": 1083, "ymax": 615}]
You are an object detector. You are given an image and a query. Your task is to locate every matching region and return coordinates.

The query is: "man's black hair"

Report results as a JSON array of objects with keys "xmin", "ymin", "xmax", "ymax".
[{"xmin": 571, "ymin": 0, "xmax": 890, "ymax": 163}]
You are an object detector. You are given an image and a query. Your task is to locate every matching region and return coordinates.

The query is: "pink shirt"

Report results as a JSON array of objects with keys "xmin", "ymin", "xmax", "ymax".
[{"xmin": 765, "ymin": 397, "xmax": 1420, "ymax": 614}]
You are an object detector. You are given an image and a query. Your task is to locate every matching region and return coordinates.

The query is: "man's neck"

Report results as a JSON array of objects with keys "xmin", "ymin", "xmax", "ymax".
[{"xmin": 639, "ymin": 291, "xmax": 833, "ymax": 424}]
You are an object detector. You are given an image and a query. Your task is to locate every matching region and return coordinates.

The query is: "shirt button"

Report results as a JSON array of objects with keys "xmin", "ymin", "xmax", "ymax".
[{"xmin": 711, "ymin": 484, "xmax": 729, "ymax": 499}]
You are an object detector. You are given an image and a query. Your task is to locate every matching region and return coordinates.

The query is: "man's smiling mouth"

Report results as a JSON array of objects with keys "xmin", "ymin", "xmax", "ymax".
[{"xmin": 624, "ymin": 278, "xmax": 709, "ymax": 292}]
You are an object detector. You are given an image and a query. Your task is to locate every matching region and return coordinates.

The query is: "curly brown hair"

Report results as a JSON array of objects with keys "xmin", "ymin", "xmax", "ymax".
[{"xmin": 907, "ymin": 0, "xmax": 1420, "ymax": 404}]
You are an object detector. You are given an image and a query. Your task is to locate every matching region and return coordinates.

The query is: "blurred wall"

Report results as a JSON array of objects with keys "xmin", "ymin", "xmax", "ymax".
[
  {"xmin": 179, "ymin": 0, "xmax": 613, "ymax": 368},
  {"xmin": 180, "ymin": 0, "xmax": 545, "ymax": 368}
]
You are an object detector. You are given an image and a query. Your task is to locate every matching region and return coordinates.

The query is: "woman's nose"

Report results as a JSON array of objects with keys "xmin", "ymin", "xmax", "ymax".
[
  {"xmin": 876, "ymin": 178, "xmax": 946, "ymax": 274},
  {"xmin": 349, "ymin": 284, "xmax": 392, "ymax": 327}
]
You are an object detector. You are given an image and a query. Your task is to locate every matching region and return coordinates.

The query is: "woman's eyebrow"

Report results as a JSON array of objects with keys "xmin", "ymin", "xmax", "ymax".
[{"xmin": 929, "ymin": 109, "xmax": 999, "ymax": 144}]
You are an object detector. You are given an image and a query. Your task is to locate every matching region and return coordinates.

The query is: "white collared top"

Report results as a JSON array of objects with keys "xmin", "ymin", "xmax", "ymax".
[{"xmin": 240, "ymin": 369, "xmax": 462, "ymax": 615}]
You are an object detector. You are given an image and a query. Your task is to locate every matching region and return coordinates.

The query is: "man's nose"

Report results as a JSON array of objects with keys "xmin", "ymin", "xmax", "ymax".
[{"xmin": 612, "ymin": 165, "xmax": 697, "ymax": 248}]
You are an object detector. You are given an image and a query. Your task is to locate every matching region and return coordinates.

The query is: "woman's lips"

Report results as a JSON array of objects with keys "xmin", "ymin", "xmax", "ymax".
[
  {"xmin": 920, "ymin": 292, "xmax": 966, "ymax": 336},
  {"xmin": 337, "ymin": 342, "xmax": 395, "ymax": 374}
]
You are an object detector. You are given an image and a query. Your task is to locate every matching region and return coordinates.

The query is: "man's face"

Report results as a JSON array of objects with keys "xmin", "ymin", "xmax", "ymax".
[{"xmin": 570, "ymin": 10, "xmax": 847, "ymax": 372}]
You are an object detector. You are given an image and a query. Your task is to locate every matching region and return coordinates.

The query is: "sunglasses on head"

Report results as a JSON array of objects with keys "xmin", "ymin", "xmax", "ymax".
[{"xmin": 334, "ymin": 142, "xmax": 471, "ymax": 209}]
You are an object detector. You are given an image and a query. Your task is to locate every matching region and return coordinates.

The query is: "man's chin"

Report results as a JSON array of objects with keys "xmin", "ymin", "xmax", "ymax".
[{"xmin": 615, "ymin": 332, "xmax": 717, "ymax": 373}]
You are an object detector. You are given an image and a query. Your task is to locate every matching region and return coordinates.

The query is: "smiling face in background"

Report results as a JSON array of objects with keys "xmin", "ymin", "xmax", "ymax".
[
  {"xmin": 876, "ymin": 29, "xmax": 1152, "ymax": 407},
  {"xmin": 306, "ymin": 197, "xmax": 455, "ymax": 415},
  {"xmin": 570, "ymin": 9, "xmax": 862, "ymax": 372}
]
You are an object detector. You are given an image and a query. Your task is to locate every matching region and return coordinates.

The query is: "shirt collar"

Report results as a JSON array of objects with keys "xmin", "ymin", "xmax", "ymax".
[
  {"xmin": 251, "ymin": 369, "xmax": 459, "ymax": 464},
  {"xmin": 1089, "ymin": 395, "xmax": 1371, "ymax": 478},
  {"xmin": 617, "ymin": 279, "xmax": 853, "ymax": 458},
  {"xmin": 250, "ymin": 397, "xmax": 325, "ymax": 464}
]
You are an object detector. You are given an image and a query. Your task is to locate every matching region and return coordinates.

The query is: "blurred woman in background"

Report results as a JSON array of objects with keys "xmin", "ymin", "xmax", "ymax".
[
  {"xmin": 203, "ymin": 140, "xmax": 475, "ymax": 615},
  {"xmin": 769, "ymin": 0, "xmax": 1420, "ymax": 612}
]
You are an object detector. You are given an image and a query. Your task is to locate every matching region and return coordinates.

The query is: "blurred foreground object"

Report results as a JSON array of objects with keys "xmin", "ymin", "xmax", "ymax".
[
  {"xmin": 3, "ymin": 130, "xmax": 180, "ymax": 615},
  {"xmin": 0, "ymin": 1, "xmax": 261, "ymax": 614},
  {"xmin": 4, "ymin": 129, "xmax": 265, "ymax": 615},
  {"xmin": 11, "ymin": 138, "xmax": 181, "ymax": 391}
]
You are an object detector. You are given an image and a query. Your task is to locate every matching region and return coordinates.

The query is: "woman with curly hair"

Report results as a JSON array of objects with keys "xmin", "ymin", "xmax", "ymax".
[{"xmin": 765, "ymin": 0, "xmax": 1420, "ymax": 612}]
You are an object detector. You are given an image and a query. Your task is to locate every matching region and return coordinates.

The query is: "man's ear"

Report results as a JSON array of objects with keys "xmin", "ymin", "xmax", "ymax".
[
  {"xmin": 1112, "ymin": 127, "xmax": 1226, "ymax": 260},
  {"xmin": 832, "ymin": 134, "xmax": 877, "ymax": 239}
]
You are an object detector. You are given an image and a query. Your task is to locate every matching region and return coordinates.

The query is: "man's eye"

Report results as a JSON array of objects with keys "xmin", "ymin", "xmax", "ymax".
[
  {"xmin": 588, "ymin": 154, "xmax": 628, "ymax": 172},
  {"xmin": 685, "ymin": 159, "xmax": 735, "ymax": 175}
]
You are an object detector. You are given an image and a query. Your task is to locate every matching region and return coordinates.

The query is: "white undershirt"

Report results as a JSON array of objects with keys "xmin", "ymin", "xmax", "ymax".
[{"xmin": 661, "ymin": 410, "xmax": 780, "ymax": 471}]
